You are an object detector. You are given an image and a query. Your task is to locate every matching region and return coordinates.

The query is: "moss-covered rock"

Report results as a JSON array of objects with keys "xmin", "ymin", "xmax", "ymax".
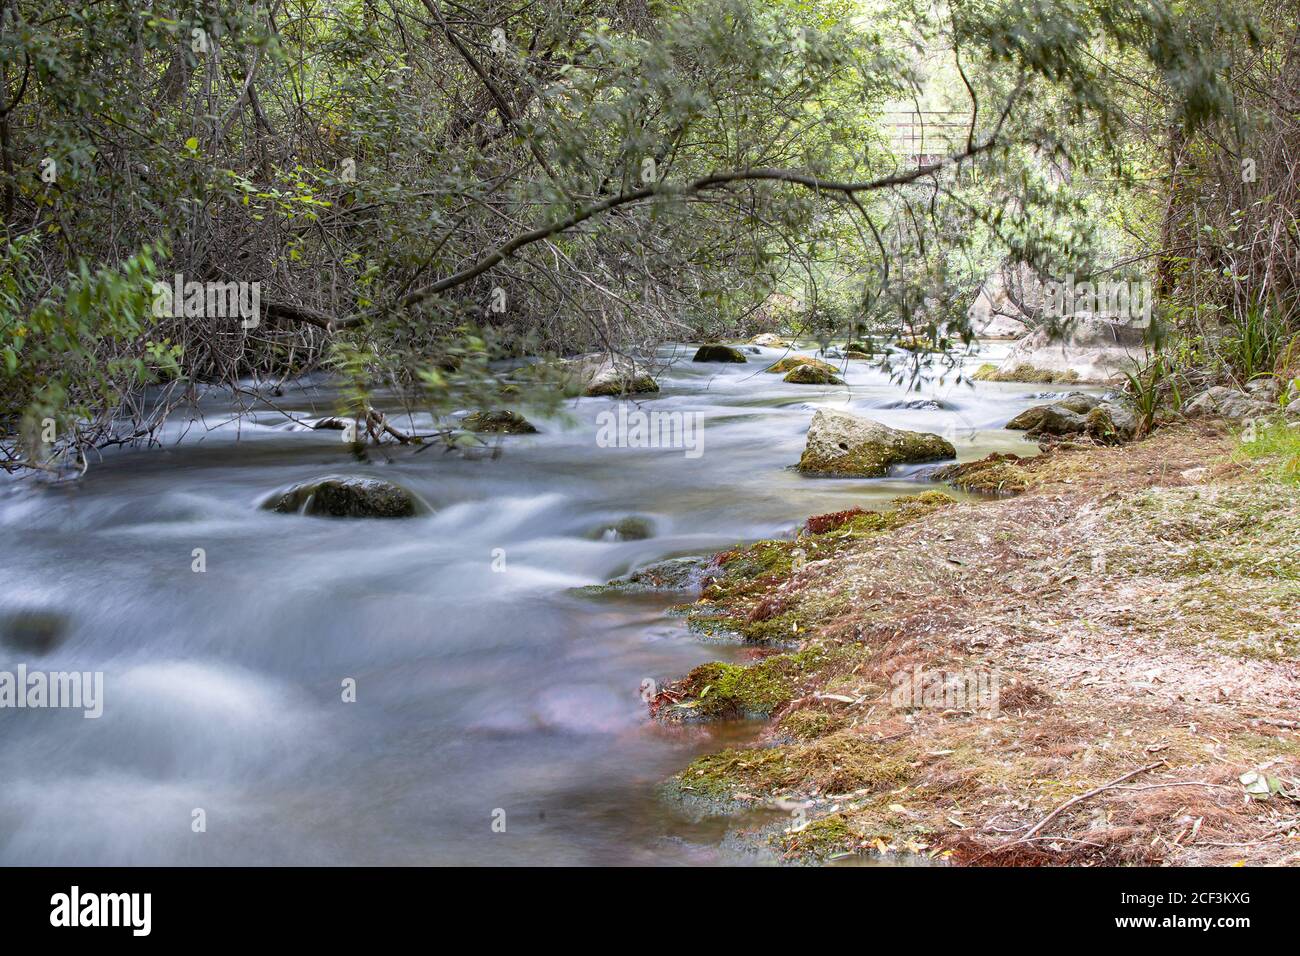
[
  {"xmin": 766, "ymin": 355, "xmax": 837, "ymax": 375},
  {"xmin": 798, "ymin": 408, "xmax": 955, "ymax": 477},
  {"xmin": 750, "ymin": 333, "xmax": 790, "ymax": 348},
  {"xmin": 1085, "ymin": 404, "xmax": 1135, "ymax": 443},
  {"xmin": 693, "ymin": 344, "xmax": 749, "ymax": 363},
  {"xmin": 263, "ymin": 476, "xmax": 426, "ymax": 518},
  {"xmin": 461, "ymin": 410, "xmax": 538, "ymax": 434},
  {"xmin": 783, "ymin": 364, "xmax": 845, "ymax": 385},
  {"xmin": 585, "ymin": 366, "xmax": 659, "ymax": 397},
  {"xmin": 1006, "ymin": 398, "xmax": 1136, "ymax": 443},
  {"xmin": 973, "ymin": 363, "xmax": 1081, "ymax": 384}
]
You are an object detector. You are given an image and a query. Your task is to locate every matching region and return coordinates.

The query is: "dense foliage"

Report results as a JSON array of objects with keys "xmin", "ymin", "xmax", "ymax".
[{"xmin": 0, "ymin": 0, "xmax": 1292, "ymax": 471}]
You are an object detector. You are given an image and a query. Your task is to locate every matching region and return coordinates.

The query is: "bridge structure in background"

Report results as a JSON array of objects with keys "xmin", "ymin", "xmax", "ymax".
[{"xmin": 880, "ymin": 109, "xmax": 974, "ymax": 168}]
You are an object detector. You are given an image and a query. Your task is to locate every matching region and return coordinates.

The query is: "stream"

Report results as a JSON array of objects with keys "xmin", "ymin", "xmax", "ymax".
[{"xmin": 0, "ymin": 341, "xmax": 1072, "ymax": 865}]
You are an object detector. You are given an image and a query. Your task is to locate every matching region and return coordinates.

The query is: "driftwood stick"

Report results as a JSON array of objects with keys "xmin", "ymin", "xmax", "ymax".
[
  {"xmin": 1019, "ymin": 762, "xmax": 1165, "ymax": 844},
  {"xmin": 973, "ymin": 761, "xmax": 1165, "ymax": 862}
]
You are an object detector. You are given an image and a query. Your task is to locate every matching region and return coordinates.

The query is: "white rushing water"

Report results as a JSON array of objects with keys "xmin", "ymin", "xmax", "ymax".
[{"xmin": 0, "ymin": 341, "xmax": 1087, "ymax": 864}]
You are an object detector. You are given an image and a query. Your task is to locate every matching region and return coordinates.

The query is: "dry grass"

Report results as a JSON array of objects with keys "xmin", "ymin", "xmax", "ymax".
[{"xmin": 668, "ymin": 422, "xmax": 1300, "ymax": 865}]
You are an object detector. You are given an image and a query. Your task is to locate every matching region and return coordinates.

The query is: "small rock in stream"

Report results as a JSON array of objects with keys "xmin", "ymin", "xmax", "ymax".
[{"xmin": 262, "ymin": 476, "xmax": 427, "ymax": 518}]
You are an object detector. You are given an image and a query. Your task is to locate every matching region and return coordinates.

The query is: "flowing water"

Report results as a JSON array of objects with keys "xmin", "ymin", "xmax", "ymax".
[{"xmin": 0, "ymin": 342, "xmax": 1078, "ymax": 865}]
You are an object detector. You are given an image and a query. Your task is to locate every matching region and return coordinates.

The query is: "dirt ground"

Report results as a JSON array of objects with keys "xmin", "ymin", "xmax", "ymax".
[{"xmin": 661, "ymin": 421, "xmax": 1300, "ymax": 865}]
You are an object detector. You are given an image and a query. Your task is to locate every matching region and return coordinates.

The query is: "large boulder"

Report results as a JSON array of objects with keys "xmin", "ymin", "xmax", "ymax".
[
  {"xmin": 749, "ymin": 333, "xmax": 790, "ymax": 348},
  {"xmin": 783, "ymin": 364, "xmax": 844, "ymax": 385},
  {"xmin": 1005, "ymin": 404, "xmax": 1089, "ymax": 436},
  {"xmin": 263, "ymin": 476, "xmax": 426, "ymax": 518},
  {"xmin": 1007, "ymin": 398, "xmax": 1137, "ymax": 441},
  {"xmin": 1053, "ymin": 393, "xmax": 1104, "ymax": 414},
  {"xmin": 982, "ymin": 315, "xmax": 1147, "ymax": 384},
  {"xmin": 766, "ymin": 355, "xmax": 838, "ymax": 375},
  {"xmin": 462, "ymin": 410, "xmax": 538, "ymax": 434},
  {"xmin": 1185, "ymin": 386, "xmax": 1277, "ymax": 423},
  {"xmin": 798, "ymin": 408, "xmax": 956, "ymax": 477},
  {"xmin": 693, "ymin": 344, "xmax": 748, "ymax": 363}
]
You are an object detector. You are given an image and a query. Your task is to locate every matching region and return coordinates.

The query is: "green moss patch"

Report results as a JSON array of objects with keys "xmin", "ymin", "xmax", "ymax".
[
  {"xmin": 666, "ymin": 647, "xmax": 826, "ymax": 720},
  {"xmin": 932, "ymin": 453, "xmax": 1032, "ymax": 494},
  {"xmin": 677, "ymin": 732, "xmax": 916, "ymax": 798}
]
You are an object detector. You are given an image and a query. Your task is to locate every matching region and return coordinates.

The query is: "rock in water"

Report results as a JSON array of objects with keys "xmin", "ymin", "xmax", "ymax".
[
  {"xmin": 798, "ymin": 408, "xmax": 956, "ymax": 477},
  {"xmin": 750, "ymin": 333, "xmax": 790, "ymax": 347},
  {"xmin": 1005, "ymin": 404, "xmax": 1089, "ymax": 436},
  {"xmin": 766, "ymin": 355, "xmax": 838, "ymax": 375},
  {"xmin": 462, "ymin": 410, "xmax": 538, "ymax": 434},
  {"xmin": 0, "ymin": 610, "xmax": 70, "ymax": 655},
  {"xmin": 263, "ymin": 476, "xmax": 425, "ymax": 518},
  {"xmin": 569, "ymin": 354, "xmax": 660, "ymax": 396},
  {"xmin": 581, "ymin": 556, "xmax": 709, "ymax": 594},
  {"xmin": 692, "ymin": 344, "xmax": 748, "ymax": 363},
  {"xmin": 783, "ymin": 364, "xmax": 844, "ymax": 385}
]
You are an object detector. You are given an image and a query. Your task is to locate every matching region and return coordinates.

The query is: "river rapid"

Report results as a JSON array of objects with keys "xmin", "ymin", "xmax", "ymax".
[{"xmin": 0, "ymin": 341, "xmax": 1078, "ymax": 864}]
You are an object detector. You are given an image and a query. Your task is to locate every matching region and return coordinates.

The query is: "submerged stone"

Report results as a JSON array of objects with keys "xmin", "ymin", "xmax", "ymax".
[
  {"xmin": 587, "ymin": 516, "xmax": 655, "ymax": 541},
  {"xmin": 0, "ymin": 610, "xmax": 70, "ymax": 656}
]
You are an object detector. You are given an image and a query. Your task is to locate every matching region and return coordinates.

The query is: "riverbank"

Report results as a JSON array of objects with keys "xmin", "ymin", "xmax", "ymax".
[{"xmin": 660, "ymin": 420, "xmax": 1300, "ymax": 865}]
